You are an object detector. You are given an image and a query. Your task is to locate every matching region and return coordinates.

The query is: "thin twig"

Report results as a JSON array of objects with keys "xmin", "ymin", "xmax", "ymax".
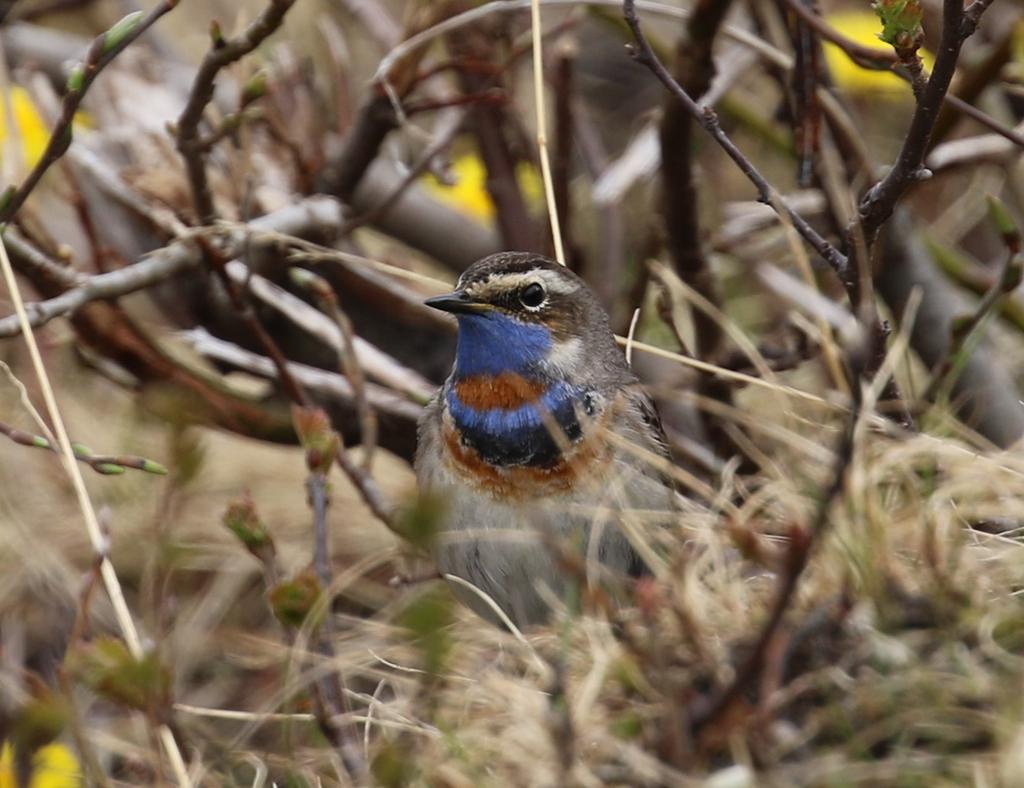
[
  {"xmin": 180, "ymin": 328, "xmax": 422, "ymax": 423},
  {"xmin": 448, "ymin": 25, "xmax": 538, "ymax": 251},
  {"xmin": 338, "ymin": 110, "xmax": 466, "ymax": 237},
  {"xmin": 654, "ymin": 0, "xmax": 739, "ymax": 460},
  {"xmin": 551, "ymin": 37, "xmax": 576, "ymax": 270},
  {"xmin": 621, "ymin": 0, "xmax": 850, "ymax": 286},
  {"xmin": 220, "ymin": 259, "xmax": 434, "ymax": 402},
  {"xmin": 688, "ymin": 334, "xmax": 867, "ymax": 736},
  {"xmin": 175, "ymin": 0, "xmax": 297, "ymax": 224},
  {"xmin": 941, "ymin": 93, "xmax": 1024, "ymax": 151},
  {"xmin": 291, "ymin": 269, "xmax": 379, "ymax": 472},
  {"xmin": 785, "ymin": 0, "xmax": 825, "ymax": 187},
  {"xmin": 199, "ymin": 236, "xmax": 399, "ymax": 530},
  {"xmin": 0, "ymin": 421, "xmax": 168, "ymax": 475},
  {"xmin": 195, "ymin": 235, "xmax": 368, "ymax": 780},
  {"xmin": 306, "ymin": 470, "xmax": 333, "ymax": 594},
  {"xmin": 778, "ymin": 0, "xmax": 896, "ymax": 69},
  {"xmin": 0, "ymin": 2, "xmax": 178, "ymax": 225},
  {"xmin": 923, "ymin": 252, "xmax": 1023, "ymax": 403},
  {"xmin": 292, "ymin": 411, "xmax": 369, "ymax": 780},
  {"xmin": 856, "ymin": 0, "xmax": 992, "ymax": 244},
  {"xmin": 778, "ymin": 0, "xmax": 1024, "ymax": 151}
]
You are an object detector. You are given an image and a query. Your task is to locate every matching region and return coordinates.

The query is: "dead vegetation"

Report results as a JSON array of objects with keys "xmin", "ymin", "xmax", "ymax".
[{"xmin": 2, "ymin": 0, "xmax": 1024, "ymax": 785}]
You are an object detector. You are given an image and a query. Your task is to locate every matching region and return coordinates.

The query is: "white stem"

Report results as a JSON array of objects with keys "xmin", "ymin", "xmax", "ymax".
[{"xmin": 531, "ymin": 0, "xmax": 566, "ymax": 264}]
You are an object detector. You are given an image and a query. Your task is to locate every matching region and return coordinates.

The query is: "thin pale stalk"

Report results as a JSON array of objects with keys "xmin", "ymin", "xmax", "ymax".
[
  {"xmin": 0, "ymin": 235, "xmax": 192, "ymax": 785},
  {"xmin": 531, "ymin": 0, "xmax": 565, "ymax": 263}
]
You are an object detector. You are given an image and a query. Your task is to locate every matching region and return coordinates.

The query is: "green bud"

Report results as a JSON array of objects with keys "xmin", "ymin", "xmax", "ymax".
[
  {"xmin": 66, "ymin": 63, "xmax": 86, "ymax": 93},
  {"xmin": 291, "ymin": 405, "xmax": 339, "ymax": 473},
  {"xmin": 873, "ymin": 0, "xmax": 924, "ymax": 51},
  {"xmin": 95, "ymin": 463, "xmax": 127, "ymax": 475},
  {"xmin": 141, "ymin": 459, "xmax": 169, "ymax": 475},
  {"xmin": 986, "ymin": 194, "xmax": 1021, "ymax": 251},
  {"xmin": 209, "ymin": 20, "xmax": 225, "ymax": 48},
  {"xmin": 222, "ymin": 497, "xmax": 273, "ymax": 552},
  {"xmin": 67, "ymin": 637, "xmax": 171, "ymax": 712},
  {"xmin": 268, "ymin": 570, "xmax": 322, "ymax": 628},
  {"xmin": 102, "ymin": 11, "xmax": 144, "ymax": 56},
  {"xmin": 241, "ymin": 71, "xmax": 268, "ymax": 106}
]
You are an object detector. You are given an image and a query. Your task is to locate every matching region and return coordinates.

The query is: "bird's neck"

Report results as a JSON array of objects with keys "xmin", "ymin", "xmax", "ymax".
[
  {"xmin": 451, "ymin": 312, "xmax": 551, "ymax": 379},
  {"xmin": 445, "ymin": 314, "xmax": 581, "ymax": 467}
]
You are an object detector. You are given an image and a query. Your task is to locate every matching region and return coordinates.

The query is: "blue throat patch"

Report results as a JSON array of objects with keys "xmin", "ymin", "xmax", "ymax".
[
  {"xmin": 452, "ymin": 312, "xmax": 552, "ymax": 378},
  {"xmin": 447, "ymin": 313, "xmax": 582, "ymax": 467}
]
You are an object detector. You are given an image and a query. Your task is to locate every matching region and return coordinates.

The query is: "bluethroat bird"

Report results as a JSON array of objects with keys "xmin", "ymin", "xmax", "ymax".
[{"xmin": 415, "ymin": 252, "xmax": 676, "ymax": 627}]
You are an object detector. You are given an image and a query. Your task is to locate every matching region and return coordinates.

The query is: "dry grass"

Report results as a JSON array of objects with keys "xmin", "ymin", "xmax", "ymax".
[
  {"xmin": 2, "ymin": 1, "xmax": 1023, "ymax": 785},
  {"xmin": 4, "ymin": 333, "xmax": 1024, "ymax": 786}
]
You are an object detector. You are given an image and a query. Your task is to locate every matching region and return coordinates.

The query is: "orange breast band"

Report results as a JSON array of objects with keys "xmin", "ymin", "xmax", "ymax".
[{"xmin": 453, "ymin": 372, "xmax": 547, "ymax": 410}]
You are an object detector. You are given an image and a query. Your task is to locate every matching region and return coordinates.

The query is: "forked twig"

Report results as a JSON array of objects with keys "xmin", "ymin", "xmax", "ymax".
[
  {"xmin": 856, "ymin": 0, "xmax": 993, "ymax": 244},
  {"xmin": 175, "ymin": 0, "xmax": 297, "ymax": 224}
]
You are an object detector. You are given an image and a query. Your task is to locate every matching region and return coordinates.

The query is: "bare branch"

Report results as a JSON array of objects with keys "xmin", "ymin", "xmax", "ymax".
[
  {"xmin": 779, "ymin": 0, "xmax": 896, "ymax": 69},
  {"xmin": 338, "ymin": 110, "xmax": 466, "ymax": 237},
  {"xmin": 221, "ymin": 259, "xmax": 435, "ymax": 403},
  {"xmin": 658, "ymin": 0, "xmax": 734, "ymax": 357},
  {"xmin": 180, "ymin": 328, "xmax": 423, "ymax": 424},
  {"xmin": 175, "ymin": 0, "xmax": 297, "ymax": 224},
  {"xmin": 778, "ymin": 0, "xmax": 1024, "ymax": 151},
  {"xmin": 857, "ymin": 0, "xmax": 993, "ymax": 243},
  {"xmin": 0, "ymin": 197, "xmax": 345, "ymax": 338},
  {"xmin": 621, "ymin": 0, "xmax": 851, "ymax": 288},
  {"xmin": 176, "ymin": 226, "xmax": 400, "ymax": 533},
  {"xmin": 0, "ymin": 2, "xmax": 178, "ymax": 225},
  {"xmin": 921, "ymin": 199, "xmax": 1024, "ymax": 412},
  {"xmin": 291, "ymin": 269, "xmax": 378, "ymax": 471},
  {"xmin": 878, "ymin": 212, "xmax": 1024, "ymax": 447},
  {"xmin": 923, "ymin": 252, "xmax": 1022, "ymax": 405}
]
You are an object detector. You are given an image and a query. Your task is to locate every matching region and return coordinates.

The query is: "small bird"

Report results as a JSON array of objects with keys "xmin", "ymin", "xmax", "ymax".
[{"xmin": 415, "ymin": 252, "xmax": 676, "ymax": 627}]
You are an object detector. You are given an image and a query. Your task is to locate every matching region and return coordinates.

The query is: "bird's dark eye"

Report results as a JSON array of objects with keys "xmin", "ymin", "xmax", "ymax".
[{"xmin": 519, "ymin": 282, "xmax": 546, "ymax": 309}]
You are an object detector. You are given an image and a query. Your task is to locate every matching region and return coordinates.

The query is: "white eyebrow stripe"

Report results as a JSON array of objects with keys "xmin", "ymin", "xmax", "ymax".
[
  {"xmin": 463, "ymin": 270, "xmax": 579, "ymax": 299},
  {"xmin": 534, "ymin": 269, "xmax": 578, "ymax": 295}
]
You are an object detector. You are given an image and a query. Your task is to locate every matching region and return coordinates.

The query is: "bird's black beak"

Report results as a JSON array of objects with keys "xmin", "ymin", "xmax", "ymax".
[{"xmin": 424, "ymin": 290, "xmax": 491, "ymax": 315}]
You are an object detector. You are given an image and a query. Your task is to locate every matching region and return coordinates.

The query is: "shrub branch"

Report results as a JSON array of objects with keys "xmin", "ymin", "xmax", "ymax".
[{"xmin": 0, "ymin": 2, "xmax": 178, "ymax": 226}]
